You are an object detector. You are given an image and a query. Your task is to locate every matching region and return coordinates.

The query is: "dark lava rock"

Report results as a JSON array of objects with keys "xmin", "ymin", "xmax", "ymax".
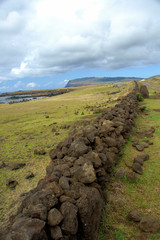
[
  {"xmin": 19, "ymin": 189, "xmax": 58, "ymax": 211},
  {"xmin": 140, "ymin": 85, "xmax": 149, "ymax": 98},
  {"xmin": 139, "ymin": 216, "xmax": 160, "ymax": 233},
  {"xmin": 10, "ymin": 217, "xmax": 45, "ymax": 239},
  {"xmin": 55, "ymin": 132, "xmax": 60, "ymax": 136},
  {"xmin": 134, "ymin": 153, "xmax": 149, "ymax": 163},
  {"xmin": 50, "ymin": 226, "xmax": 63, "ymax": 240},
  {"xmin": 126, "ymin": 172, "xmax": 138, "ymax": 182},
  {"xmin": 139, "ymin": 106, "xmax": 146, "ymax": 112},
  {"xmin": 0, "ymin": 161, "xmax": 6, "ymax": 169},
  {"xmin": 6, "ymin": 179, "xmax": 18, "ymax": 189},
  {"xmin": 76, "ymin": 186, "xmax": 104, "ymax": 240},
  {"xmin": 150, "ymin": 126, "xmax": 155, "ymax": 133},
  {"xmin": 59, "ymin": 176, "xmax": 70, "ymax": 190},
  {"xmin": 34, "ymin": 149, "xmax": 46, "ymax": 155},
  {"xmin": 11, "ymin": 162, "xmax": 26, "ymax": 170},
  {"xmin": 48, "ymin": 208, "xmax": 64, "ymax": 226},
  {"xmin": 74, "ymin": 161, "xmax": 96, "ymax": 184},
  {"xmin": 132, "ymin": 162, "xmax": 143, "ymax": 175},
  {"xmin": 127, "ymin": 210, "xmax": 142, "ymax": 222},
  {"xmin": 25, "ymin": 171, "xmax": 35, "ymax": 179},
  {"xmin": 114, "ymin": 167, "xmax": 128, "ymax": 179},
  {"xmin": 135, "ymin": 144, "xmax": 144, "ymax": 151},
  {"xmin": 69, "ymin": 138, "xmax": 89, "ymax": 157},
  {"xmin": 141, "ymin": 142, "xmax": 149, "ymax": 148},
  {"xmin": 60, "ymin": 202, "xmax": 78, "ymax": 235},
  {"xmin": 104, "ymin": 136, "xmax": 117, "ymax": 147},
  {"xmin": 52, "ymin": 127, "xmax": 56, "ymax": 132},
  {"xmin": 124, "ymin": 160, "xmax": 133, "ymax": 168},
  {"xmin": 23, "ymin": 204, "xmax": 47, "ymax": 221},
  {"xmin": 45, "ymin": 181, "xmax": 64, "ymax": 197}
]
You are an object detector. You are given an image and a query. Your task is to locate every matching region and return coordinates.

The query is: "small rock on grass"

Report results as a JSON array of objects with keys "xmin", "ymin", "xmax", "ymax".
[
  {"xmin": 115, "ymin": 167, "xmax": 128, "ymax": 179},
  {"xmin": 0, "ymin": 162, "xmax": 6, "ymax": 169},
  {"xmin": 139, "ymin": 216, "xmax": 160, "ymax": 233},
  {"xmin": 11, "ymin": 162, "xmax": 26, "ymax": 170},
  {"xmin": 141, "ymin": 142, "xmax": 149, "ymax": 148},
  {"xmin": 126, "ymin": 172, "xmax": 139, "ymax": 182},
  {"xmin": 34, "ymin": 149, "xmax": 46, "ymax": 155},
  {"xmin": 25, "ymin": 172, "xmax": 35, "ymax": 179},
  {"xmin": 134, "ymin": 153, "xmax": 149, "ymax": 162},
  {"xmin": 135, "ymin": 144, "xmax": 144, "ymax": 152},
  {"xmin": 127, "ymin": 210, "xmax": 142, "ymax": 222},
  {"xmin": 132, "ymin": 162, "xmax": 143, "ymax": 175},
  {"xmin": 124, "ymin": 160, "xmax": 132, "ymax": 168},
  {"xmin": 6, "ymin": 179, "xmax": 18, "ymax": 189}
]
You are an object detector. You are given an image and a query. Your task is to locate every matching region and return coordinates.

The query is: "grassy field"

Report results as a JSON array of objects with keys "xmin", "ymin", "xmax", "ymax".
[
  {"xmin": 98, "ymin": 80, "xmax": 160, "ymax": 239},
  {"xmin": 0, "ymin": 82, "xmax": 133, "ymax": 224}
]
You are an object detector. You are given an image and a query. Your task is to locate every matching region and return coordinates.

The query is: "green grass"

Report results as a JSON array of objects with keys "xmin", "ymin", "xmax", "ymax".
[
  {"xmin": 0, "ymin": 82, "xmax": 133, "ymax": 224},
  {"xmin": 98, "ymin": 81, "xmax": 160, "ymax": 240}
]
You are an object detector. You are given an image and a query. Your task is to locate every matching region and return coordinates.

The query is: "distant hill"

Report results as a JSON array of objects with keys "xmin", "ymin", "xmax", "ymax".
[{"xmin": 65, "ymin": 77, "xmax": 143, "ymax": 87}]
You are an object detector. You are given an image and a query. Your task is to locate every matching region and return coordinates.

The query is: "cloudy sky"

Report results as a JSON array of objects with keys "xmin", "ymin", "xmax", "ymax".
[{"xmin": 0, "ymin": 0, "xmax": 160, "ymax": 92}]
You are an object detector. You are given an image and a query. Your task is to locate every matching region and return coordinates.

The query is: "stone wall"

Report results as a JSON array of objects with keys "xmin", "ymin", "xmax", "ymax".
[{"xmin": 1, "ymin": 83, "xmax": 140, "ymax": 240}]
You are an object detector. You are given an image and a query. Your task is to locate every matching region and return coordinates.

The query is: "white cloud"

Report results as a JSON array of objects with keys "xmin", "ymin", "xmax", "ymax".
[
  {"xmin": 0, "ymin": 0, "xmax": 160, "ymax": 81},
  {"xmin": 26, "ymin": 82, "xmax": 37, "ymax": 88}
]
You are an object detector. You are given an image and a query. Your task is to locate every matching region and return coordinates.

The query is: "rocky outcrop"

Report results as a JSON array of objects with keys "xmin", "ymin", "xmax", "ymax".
[{"xmin": 1, "ymin": 82, "xmax": 140, "ymax": 240}]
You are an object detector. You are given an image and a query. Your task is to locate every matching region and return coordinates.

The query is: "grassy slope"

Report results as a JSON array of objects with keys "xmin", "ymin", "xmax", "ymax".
[
  {"xmin": 98, "ymin": 79, "xmax": 160, "ymax": 240},
  {"xmin": 0, "ymin": 82, "xmax": 133, "ymax": 224}
]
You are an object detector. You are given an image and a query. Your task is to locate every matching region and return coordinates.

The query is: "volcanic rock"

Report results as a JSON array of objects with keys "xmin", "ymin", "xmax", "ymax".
[
  {"xmin": 139, "ymin": 216, "xmax": 160, "ymax": 233},
  {"xmin": 48, "ymin": 208, "xmax": 64, "ymax": 226}
]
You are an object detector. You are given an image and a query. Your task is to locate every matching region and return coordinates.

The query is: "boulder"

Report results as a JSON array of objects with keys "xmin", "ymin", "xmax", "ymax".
[
  {"xmin": 60, "ymin": 202, "xmax": 78, "ymax": 235},
  {"xmin": 59, "ymin": 176, "xmax": 70, "ymax": 190},
  {"xmin": 126, "ymin": 172, "xmax": 138, "ymax": 182},
  {"xmin": 74, "ymin": 161, "xmax": 96, "ymax": 184},
  {"xmin": 8, "ymin": 217, "xmax": 45, "ymax": 240},
  {"xmin": 140, "ymin": 85, "xmax": 149, "ymax": 98},
  {"xmin": 19, "ymin": 189, "xmax": 58, "ymax": 211},
  {"xmin": 48, "ymin": 208, "xmax": 64, "ymax": 226},
  {"xmin": 103, "ymin": 137, "xmax": 117, "ymax": 147},
  {"xmin": 69, "ymin": 138, "xmax": 89, "ymax": 157},
  {"xmin": 124, "ymin": 160, "xmax": 132, "ymax": 168},
  {"xmin": 23, "ymin": 204, "xmax": 47, "ymax": 221},
  {"xmin": 132, "ymin": 162, "xmax": 143, "ymax": 175},
  {"xmin": 85, "ymin": 151, "xmax": 102, "ymax": 168},
  {"xmin": 134, "ymin": 154, "xmax": 149, "ymax": 163},
  {"xmin": 135, "ymin": 144, "xmax": 144, "ymax": 152},
  {"xmin": 115, "ymin": 167, "xmax": 128, "ymax": 179},
  {"xmin": 127, "ymin": 210, "xmax": 142, "ymax": 222},
  {"xmin": 50, "ymin": 226, "xmax": 63, "ymax": 240},
  {"xmin": 45, "ymin": 182, "xmax": 64, "ymax": 197},
  {"xmin": 76, "ymin": 186, "xmax": 104, "ymax": 240},
  {"xmin": 139, "ymin": 216, "xmax": 160, "ymax": 233},
  {"xmin": 141, "ymin": 142, "xmax": 149, "ymax": 148}
]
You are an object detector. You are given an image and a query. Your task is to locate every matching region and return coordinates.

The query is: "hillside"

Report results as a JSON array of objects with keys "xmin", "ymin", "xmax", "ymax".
[{"xmin": 65, "ymin": 77, "xmax": 143, "ymax": 87}]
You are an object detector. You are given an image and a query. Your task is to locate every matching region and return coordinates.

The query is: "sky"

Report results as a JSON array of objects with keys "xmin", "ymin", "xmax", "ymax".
[{"xmin": 0, "ymin": 0, "xmax": 160, "ymax": 92}]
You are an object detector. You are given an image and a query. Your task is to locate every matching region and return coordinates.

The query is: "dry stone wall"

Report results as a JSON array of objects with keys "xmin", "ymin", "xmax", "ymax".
[{"xmin": 1, "ymin": 82, "xmax": 140, "ymax": 240}]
